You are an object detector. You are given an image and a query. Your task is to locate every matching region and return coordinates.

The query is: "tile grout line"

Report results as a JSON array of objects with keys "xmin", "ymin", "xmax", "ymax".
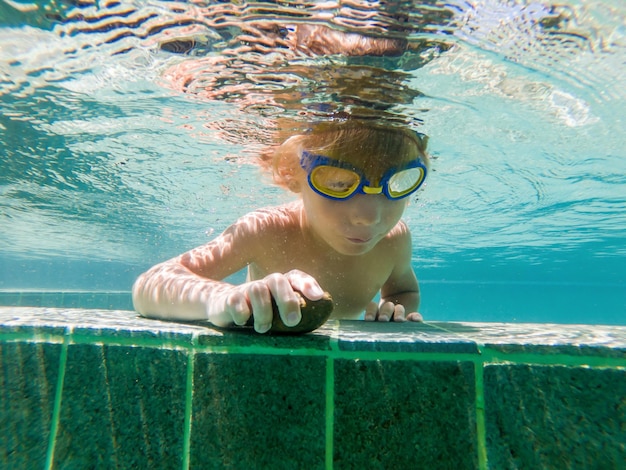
[
  {"xmin": 3, "ymin": 329, "xmax": 625, "ymax": 369},
  {"xmin": 181, "ymin": 335, "xmax": 197, "ymax": 470},
  {"xmin": 474, "ymin": 355, "xmax": 488, "ymax": 470},
  {"xmin": 4, "ymin": 329, "xmax": 626, "ymax": 369},
  {"xmin": 45, "ymin": 327, "xmax": 71, "ymax": 470},
  {"xmin": 325, "ymin": 356, "xmax": 335, "ymax": 470},
  {"xmin": 424, "ymin": 323, "xmax": 485, "ymax": 468},
  {"xmin": 325, "ymin": 323, "xmax": 340, "ymax": 470},
  {"xmin": 2, "ymin": 318, "xmax": 625, "ymax": 469}
]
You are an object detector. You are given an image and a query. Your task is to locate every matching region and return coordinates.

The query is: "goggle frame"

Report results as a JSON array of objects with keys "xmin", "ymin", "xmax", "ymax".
[{"xmin": 300, "ymin": 151, "xmax": 428, "ymax": 201}]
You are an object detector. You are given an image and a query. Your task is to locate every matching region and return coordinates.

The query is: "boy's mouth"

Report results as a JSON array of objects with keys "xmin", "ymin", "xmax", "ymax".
[{"xmin": 346, "ymin": 236, "xmax": 372, "ymax": 244}]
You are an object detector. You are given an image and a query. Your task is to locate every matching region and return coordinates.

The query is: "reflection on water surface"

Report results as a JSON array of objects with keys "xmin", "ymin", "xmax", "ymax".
[{"xmin": 0, "ymin": 1, "xmax": 624, "ymax": 303}]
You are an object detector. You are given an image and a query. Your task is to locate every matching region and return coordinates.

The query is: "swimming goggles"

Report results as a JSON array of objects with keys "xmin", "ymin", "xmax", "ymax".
[{"xmin": 300, "ymin": 151, "xmax": 427, "ymax": 200}]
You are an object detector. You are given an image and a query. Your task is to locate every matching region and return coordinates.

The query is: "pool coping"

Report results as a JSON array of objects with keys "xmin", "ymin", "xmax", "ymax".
[{"xmin": 2, "ymin": 307, "xmax": 625, "ymax": 470}]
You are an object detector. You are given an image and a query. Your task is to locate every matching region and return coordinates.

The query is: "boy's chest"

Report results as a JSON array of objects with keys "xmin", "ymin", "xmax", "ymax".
[{"xmin": 250, "ymin": 242, "xmax": 395, "ymax": 316}]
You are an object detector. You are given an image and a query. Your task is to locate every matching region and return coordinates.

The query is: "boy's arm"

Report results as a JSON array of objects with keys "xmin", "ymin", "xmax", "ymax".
[
  {"xmin": 132, "ymin": 216, "xmax": 257, "ymax": 322},
  {"xmin": 368, "ymin": 224, "xmax": 422, "ymax": 322},
  {"xmin": 132, "ymin": 209, "xmax": 324, "ymax": 332},
  {"xmin": 378, "ymin": 265, "xmax": 422, "ymax": 322}
]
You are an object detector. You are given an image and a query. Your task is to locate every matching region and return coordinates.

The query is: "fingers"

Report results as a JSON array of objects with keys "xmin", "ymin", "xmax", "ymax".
[
  {"xmin": 246, "ymin": 281, "xmax": 274, "ymax": 333},
  {"xmin": 364, "ymin": 301, "xmax": 396, "ymax": 322},
  {"xmin": 264, "ymin": 273, "xmax": 302, "ymax": 328},
  {"xmin": 220, "ymin": 274, "xmax": 424, "ymax": 333},
  {"xmin": 364, "ymin": 301, "xmax": 378, "ymax": 321},
  {"xmin": 377, "ymin": 302, "xmax": 401, "ymax": 322},
  {"xmin": 363, "ymin": 301, "xmax": 423, "ymax": 322},
  {"xmin": 225, "ymin": 273, "xmax": 308, "ymax": 333},
  {"xmin": 224, "ymin": 290, "xmax": 251, "ymax": 326},
  {"xmin": 285, "ymin": 269, "xmax": 325, "ymax": 300},
  {"xmin": 223, "ymin": 282, "xmax": 274, "ymax": 333},
  {"xmin": 406, "ymin": 311, "xmax": 424, "ymax": 322},
  {"xmin": 392, "ymin": 304, "xmax": 407, "ymax": 322},
  {"xmin": 374, "ymin": 302, "xmax": 390, "ymax": 322}
]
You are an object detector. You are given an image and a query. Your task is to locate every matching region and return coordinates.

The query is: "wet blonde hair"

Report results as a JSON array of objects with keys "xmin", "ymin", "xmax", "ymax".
[{"xmin": 268, "ymin": 121, "xmax": 429, "ymax": 192}]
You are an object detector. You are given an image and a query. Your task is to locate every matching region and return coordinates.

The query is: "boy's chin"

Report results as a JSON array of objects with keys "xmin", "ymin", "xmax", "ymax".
[{"xmin": 332, "ymin": 237, "xmax": 376, "ymax": 256}]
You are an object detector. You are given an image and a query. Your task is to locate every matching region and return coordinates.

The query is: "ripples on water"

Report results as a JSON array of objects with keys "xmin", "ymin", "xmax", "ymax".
[{"xmin": 0, "ymin": 0, "xmax": 624, "ymax": 284}]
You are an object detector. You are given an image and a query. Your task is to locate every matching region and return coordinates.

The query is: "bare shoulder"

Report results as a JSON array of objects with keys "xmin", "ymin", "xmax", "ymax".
[
  {"xmin": 384, "ymin": 219, "xmax": 413, "ymax": 248},
  {"xmin": 388, "ymin": 219, "xmax": 411, "ymax": 237},
  {"xmin": 231, "ymin": 201, "xmax": 302, "ymax": 238},
  {"xmin": 179, "ymin": 201, "xmax": 302, "ymax": 278}
]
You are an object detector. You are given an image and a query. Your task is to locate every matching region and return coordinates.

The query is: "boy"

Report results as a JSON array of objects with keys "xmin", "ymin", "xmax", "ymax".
[{"xmin": 132, "ymin": 121, "xmax": 429, "ymax": 333}]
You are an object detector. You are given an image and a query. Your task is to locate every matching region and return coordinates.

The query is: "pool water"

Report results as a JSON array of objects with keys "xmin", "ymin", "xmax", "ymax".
[
  {"xmin": 2, "ymin": 4, "xmax": 626, "ymax": 469},
  {"xmin": 1, "ymin": 0, "xmax": 625, "ymax": 324}
]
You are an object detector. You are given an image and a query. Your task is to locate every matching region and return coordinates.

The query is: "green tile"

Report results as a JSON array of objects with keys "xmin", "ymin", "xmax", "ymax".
[
  {"xmin": 432, "ymin": 322, "xmax": 626, "ymax": 358},
  {"xmin": 0, "ymin": 292, "xmax": 25, "ymax": 306},
  {"xmin": 5, "ymin": 306, "xmax": 625, "ymax": 470},
  {"xmin": 14, "ymin": 292, "xmax": 43, "ymax": 307},
  {"xmin": 484, "ymin": 364, "xmax": 626, "ymax": 469},
  {"xmin": 0, "ymin": 341, "xmax": 61, "ymax": 469},
  {"xmin": 69, "ymin": 309, "xmax": 206, "ymax": 346},
  {"xmin": 39, "ymin": 292, "xmax": 65, "ymax": 308},
  {"xmin": 334, "ymin": 359, "xmax": 477, "ymax": 469},
  {"xmin": 102, "ymin": 293, "xmax": 133, "ymax": 310},
  {"xmin": 73, "ymin": 293, "xmax": 99, "ymax": 309},
  {"xmin": 0, "ymin": 308, "xmax": 67, "ymax": 338},
  {"xmin": 192, "ymin": 322, "xmax": 334, "ymax": 351},
  {"xmin": 190, "ymin": 353, "xmax": 327, "ymax": 469},
  {"xmin": 53, "ymin": 343, "xmax": 187, "ymax": 468},
  {"xmin": 338, "ymin": 320, "xmax": 479, "ymax": 353},
  {"xmin": 59, "ymin": 293, "xmax": 82, "ymax": 309},
  {"xmin": 0, "ymin": 307, "xmax": 207, "ymax": 346}
]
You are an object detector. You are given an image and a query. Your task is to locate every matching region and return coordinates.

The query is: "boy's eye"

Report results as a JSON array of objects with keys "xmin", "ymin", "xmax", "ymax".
[
  {"xmin": 326, "ymin": 179, "xmax": 356, "ymax": 191},
  {"xmin": 312, "ymin": 167, "xmax": 360, "ymax": 194},
  {"xmin": 388, "ymin": 167, "xmax": 425, "ymax": 197}
]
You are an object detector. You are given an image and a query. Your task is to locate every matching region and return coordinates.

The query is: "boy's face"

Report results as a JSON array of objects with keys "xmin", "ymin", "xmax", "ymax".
[{"xmin": 299, "ymin": 172, "xmax": 408, "ymax": 256}]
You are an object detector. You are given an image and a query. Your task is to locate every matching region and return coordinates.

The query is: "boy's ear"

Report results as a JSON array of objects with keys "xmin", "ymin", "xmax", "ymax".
[
  {"xmin": 287, "ymin": 177, "xmax": 302, "ymax": 193},
  {"xmin": 275, "ymin": 164, "xmax": 304, "ymax": 193}
]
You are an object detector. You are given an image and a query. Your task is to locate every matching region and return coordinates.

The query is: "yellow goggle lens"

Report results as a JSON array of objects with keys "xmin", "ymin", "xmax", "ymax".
[
  {"xmin": 311, "ymin": 166, "xmax": 360, "ymax": 198},
  {"xmin": 388, "ymin": 167, "xmax": 425, "ymax": 198}
]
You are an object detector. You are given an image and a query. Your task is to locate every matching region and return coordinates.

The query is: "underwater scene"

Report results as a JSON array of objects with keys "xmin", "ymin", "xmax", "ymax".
[{"xmin": 1, "ymin": 0, "xmax": 624, "ymax": 324}]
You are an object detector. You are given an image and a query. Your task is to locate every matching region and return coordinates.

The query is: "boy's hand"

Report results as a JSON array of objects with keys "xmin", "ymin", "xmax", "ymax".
[
  {"xmin": 364, "ymin": 301, "xmax": 423, "ymax": 322},
  {"xmin": 208, "ymin": 270, "xmax": 325, "ymax": 333}
]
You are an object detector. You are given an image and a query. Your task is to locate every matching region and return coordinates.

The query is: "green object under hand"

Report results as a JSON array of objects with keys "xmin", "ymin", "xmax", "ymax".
[{"xmin": 245, "ymin": 291, "xmax": 334, "ymax": 334}]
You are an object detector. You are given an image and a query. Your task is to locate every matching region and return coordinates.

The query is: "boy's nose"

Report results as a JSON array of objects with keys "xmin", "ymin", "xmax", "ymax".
[{"xmin": 348, "ymin": 194, "xmax": 383, "ymax": 226}]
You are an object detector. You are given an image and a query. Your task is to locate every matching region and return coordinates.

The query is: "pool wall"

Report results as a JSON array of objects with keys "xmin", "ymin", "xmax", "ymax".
[{"xmin": 1, "ymin": 307, "xmax": 625, "ymax": 469}]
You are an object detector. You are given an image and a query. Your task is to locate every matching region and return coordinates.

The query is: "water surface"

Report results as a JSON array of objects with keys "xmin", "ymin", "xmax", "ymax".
[{"xmin": 1, "ymin": 0, "xmax": 624, "ymax": 323}]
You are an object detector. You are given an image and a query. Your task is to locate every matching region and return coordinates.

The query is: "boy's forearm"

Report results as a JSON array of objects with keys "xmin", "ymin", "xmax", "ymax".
[{"xmin": 132, "ymin": 261, "xmax": 226, "ymax": 321}]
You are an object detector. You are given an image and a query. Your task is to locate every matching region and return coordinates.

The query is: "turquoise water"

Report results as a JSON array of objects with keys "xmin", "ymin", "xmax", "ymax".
[{"xmin": 1, "ymin": 0, "xmax": 624, "ymax": 324}]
